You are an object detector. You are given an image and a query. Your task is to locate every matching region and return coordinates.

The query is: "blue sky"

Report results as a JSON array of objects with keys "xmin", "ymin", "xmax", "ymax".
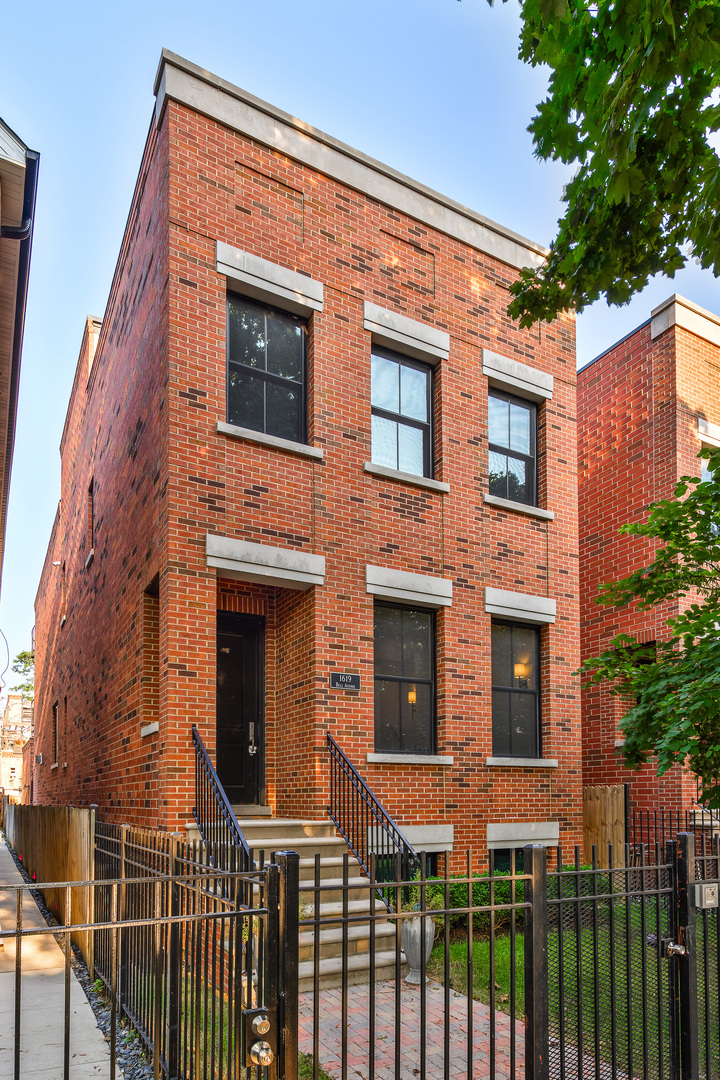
[{"xmin": 0, "ymin": 0, "xmax": 717, "ymax": 685}]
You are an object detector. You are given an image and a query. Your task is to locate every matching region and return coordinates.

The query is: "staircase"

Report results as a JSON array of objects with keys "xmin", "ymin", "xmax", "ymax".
[{"xmin": 235, "ymin": 815, "xmax": 405, "ymax": 991}]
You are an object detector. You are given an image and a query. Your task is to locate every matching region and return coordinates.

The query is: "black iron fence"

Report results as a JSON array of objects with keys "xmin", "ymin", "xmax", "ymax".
[
  {"xmin": 4, "ymin": 825, "xmax": 719, "ymax": 1080},
  {"xmin": 628, "ymin": 802, "xmax": 720, "ymax": 862}
]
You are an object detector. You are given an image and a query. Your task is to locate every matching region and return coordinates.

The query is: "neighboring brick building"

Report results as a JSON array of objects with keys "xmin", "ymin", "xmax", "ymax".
[
  {"xmin": 33, "ymin": 51, "xmax": 582, "ymax": 867},
  {"xmin": 0, "ymin": 693, "xmax": 33, "ymax": 799},
  {"xmin": 578, "ymin": 294, "xmax": 720, "ymax": 813}
]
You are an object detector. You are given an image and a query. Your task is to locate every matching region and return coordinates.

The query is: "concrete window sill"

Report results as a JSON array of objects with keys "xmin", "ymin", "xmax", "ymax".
[
  {"xmin": 367, "ymin": 752, "xmax": 454, "ymax": 766},
  {"xmin": 141, "ymin": 721, "xmax": 160, "ymax": 738},
  {"xmin": 60, "ymin": 615, "xmax": 66, "ymax": 628},
  {"xmin": 483, "ymin": 494, "xmax": 554, "ymax": 521},
  {"xmin": 50, "ymin": 762, "xmax": 59, "ymax": 771},
  {"xmin": 84, "ymin": 549, "xmax": 95, "ymax": 569},
  {"xmin": 485, "ymin": 757, "xmax": 558, "ymax": 769},
  {"xmin": 364, "ymin": 462, "xmax": 450, "ymax": 494},
  {"xmin": 217, "ymin": 421, "xmax": 323, "ymax": 461}
]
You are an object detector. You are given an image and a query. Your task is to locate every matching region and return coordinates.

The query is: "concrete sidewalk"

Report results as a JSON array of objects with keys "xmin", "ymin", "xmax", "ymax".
[{"xmin": 0, "ymin": 838, "xmax": 114, "ymax": 1078}]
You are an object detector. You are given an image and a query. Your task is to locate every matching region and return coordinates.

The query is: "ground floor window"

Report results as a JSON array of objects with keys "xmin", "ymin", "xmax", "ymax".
[
  {"xmin": 374, "ymin": 604, "xmax": 435, "ymax": 754},
  {"xmin": 491, "ymin": 620, "xmax": 541, "ymax": 757},
  {"xmin": 490, "ymin": 848, "xmax": 524, "ymax": 874}
]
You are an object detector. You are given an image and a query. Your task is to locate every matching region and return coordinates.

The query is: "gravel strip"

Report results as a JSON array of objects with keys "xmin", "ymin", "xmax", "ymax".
[{"xmin": 3, "ymin": 833, "xmax": 153, "ymax": 1080}]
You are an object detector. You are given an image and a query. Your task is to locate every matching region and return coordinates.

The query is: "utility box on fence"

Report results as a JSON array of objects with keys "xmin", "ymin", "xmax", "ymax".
[{"xmin": 695, "ymin": 882, "xmax": 719, "ymax": 909}]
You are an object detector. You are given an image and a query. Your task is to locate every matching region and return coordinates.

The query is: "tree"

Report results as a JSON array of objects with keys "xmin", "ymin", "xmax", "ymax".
[
  {"xmin": 580, "ymin": 447, "xmax": 720, "ymax": 810},
  {"xmin": 484, "ymin": 0, "xmax": 720, "ymax": 327},
  {"xmin": 10, "ymin": 650, "xmax": 34, "ymax": 701}
]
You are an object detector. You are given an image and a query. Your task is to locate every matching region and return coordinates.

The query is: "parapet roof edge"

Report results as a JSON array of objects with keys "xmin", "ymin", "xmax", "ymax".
[
  {"xmin": 651, "ymin": 292, "xmax": 720, "ymax": 329},
  {"xmin": 154, "ymin": 49, "xmax": 548, "ymax": 272}
]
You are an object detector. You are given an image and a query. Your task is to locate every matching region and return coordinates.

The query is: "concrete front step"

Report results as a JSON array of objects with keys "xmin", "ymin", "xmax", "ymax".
[
  {"xmin": 234, "ymin": 817, "xmax": 338, "ymax": 841},
  {"xmin": 298, "ymin": 949, "xmax": 407, "ymax": 992},
  {"xmin": 298, "ymin": 919, "xmax": 397, "ymax": 963}
]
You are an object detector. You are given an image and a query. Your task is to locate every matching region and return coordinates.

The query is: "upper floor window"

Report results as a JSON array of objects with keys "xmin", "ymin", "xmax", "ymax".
[
  {"xmin": 227, "ymin": 295, "xmax": 307, "ymax": 443},
  {"xmin": 491, "ymin": 621, "xmax": 540, "ymax": 758},
  {"xmin": 52, "ymin": 701, "xmax": 59, "ymax": 765},
  {"xmin": 488, "ymin": 390, "xmax": 536, "ymax": 506},
  {"xmin": 374, "ymin": 604, "xmax": 435, "ymax": 753},
  {"xmin": 87, "ymin": 478, "xmax": 94, "ymax": 551},
  {"xmin": 371, "ymin": 348, "xmax": 432, "ymax": 478}
]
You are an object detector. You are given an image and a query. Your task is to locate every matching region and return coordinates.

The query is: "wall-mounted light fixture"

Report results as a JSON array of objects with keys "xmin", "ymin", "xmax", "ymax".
[{"xmin": 407, "ymin": 686, "xmax": 417, "ymax": 706}]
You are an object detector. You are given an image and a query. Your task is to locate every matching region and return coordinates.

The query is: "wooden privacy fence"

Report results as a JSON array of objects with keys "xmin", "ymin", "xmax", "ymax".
[
  {"xmin": 583, "ymin": 784, "xmax": 627, "ymax": 866},
  {"xmin": 0, "ymin": 797, "xmax": 96, "ymax": 960}
]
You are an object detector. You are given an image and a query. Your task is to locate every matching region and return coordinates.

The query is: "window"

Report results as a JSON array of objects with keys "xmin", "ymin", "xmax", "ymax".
[
  {"xmin": 227, "ymin": 294, "xmax": 307, "ymax": 443},
  {"xmin": 374, "ymin": 604, "xmax": 435, "ymax": 753},
  {"xmin": 371, "ymin": 347, "xmax": 432, "ymax": 478},
  {"xmin": 87, "ymin": 478, "xmax": 94, "ymax": 551},
  {"xmin": 52, "ymin": 701, "xmax": 59, "ymax": 765},
  {"xmin": 488, "ymin": 390, "xmax": 536, "ymax": 505},
  {"xmin": 491, "ymin": 621, "xmax": 540, "ymax": 757},
  {"xmin": 491, "ymin": 848, "xmax": 524, "ymax": 874}
]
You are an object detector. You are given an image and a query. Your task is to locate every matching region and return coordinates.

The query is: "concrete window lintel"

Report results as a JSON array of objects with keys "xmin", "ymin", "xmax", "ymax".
[
  {"xmin": 217, "ymin": 241, "xmax": 323, "ymax": 316},
  {"xmin": 486, "ymin": 821, "xmax": 559, "ymax": 848},
  {"xmin": 484, "ymin": 586, "xmax": 556, "ymax": 624},
  {"xmin": 366, "ymin": 564, "xmax": 452, "ymax": 608},
  {"xmin": 363, "ymin": 301, "xmax": 449, "ymax": 364},
  {"xmin": 482, "ymin": 349, "xmax": 554, "ymax": 403}
]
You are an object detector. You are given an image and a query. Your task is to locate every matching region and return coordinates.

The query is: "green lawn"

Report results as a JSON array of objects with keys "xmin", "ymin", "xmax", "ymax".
[
  {"xmin": 427, "ymin": 933, "xmax": 525, "ymax": 1012},
  {"xmin": 427, "ymin": 900, "xmax": 684, "ymax": 1076}
]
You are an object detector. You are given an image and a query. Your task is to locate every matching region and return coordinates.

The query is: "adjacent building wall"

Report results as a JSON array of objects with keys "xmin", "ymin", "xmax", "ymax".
[{"xmin": 578, "ymin": 295, "xmax": 720, "ymax": 811}]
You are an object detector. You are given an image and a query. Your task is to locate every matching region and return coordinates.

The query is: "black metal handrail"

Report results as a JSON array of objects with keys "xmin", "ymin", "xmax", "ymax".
[
  {"xmin": 327, "ymin": 732, "xmax": 418, "ymax": 903},
  {"xmin": 192, "ymin": 725, "xmax": 252, "ymax": 874}
]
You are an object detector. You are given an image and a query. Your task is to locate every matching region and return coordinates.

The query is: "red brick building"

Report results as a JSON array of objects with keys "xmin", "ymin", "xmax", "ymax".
[
  {"xmin": 578, "ymin": 294, "xmax": 720, "ymax": 812},
  {"xmin": 33, "ymin": 51, "xmax": 582, "ymax": 867}
]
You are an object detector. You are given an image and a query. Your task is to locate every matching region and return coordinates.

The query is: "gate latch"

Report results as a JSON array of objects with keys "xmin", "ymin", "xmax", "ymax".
[{"xmin": 665, "ymin": 939, "xmax": 686, "ymax": 958}]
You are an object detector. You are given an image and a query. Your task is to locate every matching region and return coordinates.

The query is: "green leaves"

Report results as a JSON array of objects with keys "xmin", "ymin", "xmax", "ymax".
[
  {"xmin": 580, "ymin": 447, "xmax": 720, "ymax": 808},
  {"xmin": 500, "ymin": 0, "xmax": 720, "ymax": 325}
]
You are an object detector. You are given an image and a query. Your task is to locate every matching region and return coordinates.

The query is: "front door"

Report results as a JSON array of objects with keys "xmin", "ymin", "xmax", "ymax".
[{"xmin": 216, "ymin": 612, "xmax": 264, "ymax": 805}]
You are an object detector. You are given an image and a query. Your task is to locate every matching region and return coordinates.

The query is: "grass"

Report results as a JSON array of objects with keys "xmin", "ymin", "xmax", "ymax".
[
  {"xmin": 427, "ymin": 932, "xmax": 524, "ymax": 1013},
  {"xmin": 426, "ymin": 900, "xmax": 692, "ymax": 1074},
  {"xmin": 298, "ymin": 1051, "xmax": 335, "ymax": 1080}
]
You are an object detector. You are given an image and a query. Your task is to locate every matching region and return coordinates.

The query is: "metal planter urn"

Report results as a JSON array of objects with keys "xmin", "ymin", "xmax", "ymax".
[{"xmin": 401, "ymin": 915, "xmax": 435, "ymax": 984}]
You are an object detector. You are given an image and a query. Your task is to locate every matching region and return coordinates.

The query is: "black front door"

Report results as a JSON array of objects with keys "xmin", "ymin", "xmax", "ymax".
[{"xmin": 216, "ymin": 612, "xmax": 264, "ymax": 805}]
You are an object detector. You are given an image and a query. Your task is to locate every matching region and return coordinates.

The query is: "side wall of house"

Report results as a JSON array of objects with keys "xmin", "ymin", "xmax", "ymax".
[{"xmin": 33, "ymin": 119, "xmax": 170, "ymax": 824}]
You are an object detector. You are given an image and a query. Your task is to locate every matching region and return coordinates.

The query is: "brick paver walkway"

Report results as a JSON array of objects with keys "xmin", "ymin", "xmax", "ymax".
[{"xmin": 298, "ymin": 979, "xmax": 525, "ymax": 1079}]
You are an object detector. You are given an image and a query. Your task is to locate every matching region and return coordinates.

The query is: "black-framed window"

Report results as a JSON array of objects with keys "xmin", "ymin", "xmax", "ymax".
[
  {"xmin": 227, "ymin": 294, "xmax": 307, "ymax": 443},
  {"xmin": 371, "ymin": 347, "xmax": 433, "ymax": 478},
  {"xmin": 490, "ymin": 848, "xmax": 525, "ymax": 874},
  {"xmin": 52, "ymin": 701, "xmax": 59, "ymax": 765},
  {"xmin": 488, "ymin": 390, "xmax": 536, "ymax": 505},
  {"xmin": 374, "ymin": 604, "xmax": 435, "ymax": 753},
  {"xmin": 491, "ymin": 621, "xmax": 541, "ymax": 758}
]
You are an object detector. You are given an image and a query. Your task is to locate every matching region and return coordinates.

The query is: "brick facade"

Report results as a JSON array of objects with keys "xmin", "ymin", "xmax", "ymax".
[
  {"xmin": 578, "ymin": 295, "xmax": 720, "ymax": 812},
  {"xmin": 33, "ymin": 51, "xmax": 582, "ymax": 866}
]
